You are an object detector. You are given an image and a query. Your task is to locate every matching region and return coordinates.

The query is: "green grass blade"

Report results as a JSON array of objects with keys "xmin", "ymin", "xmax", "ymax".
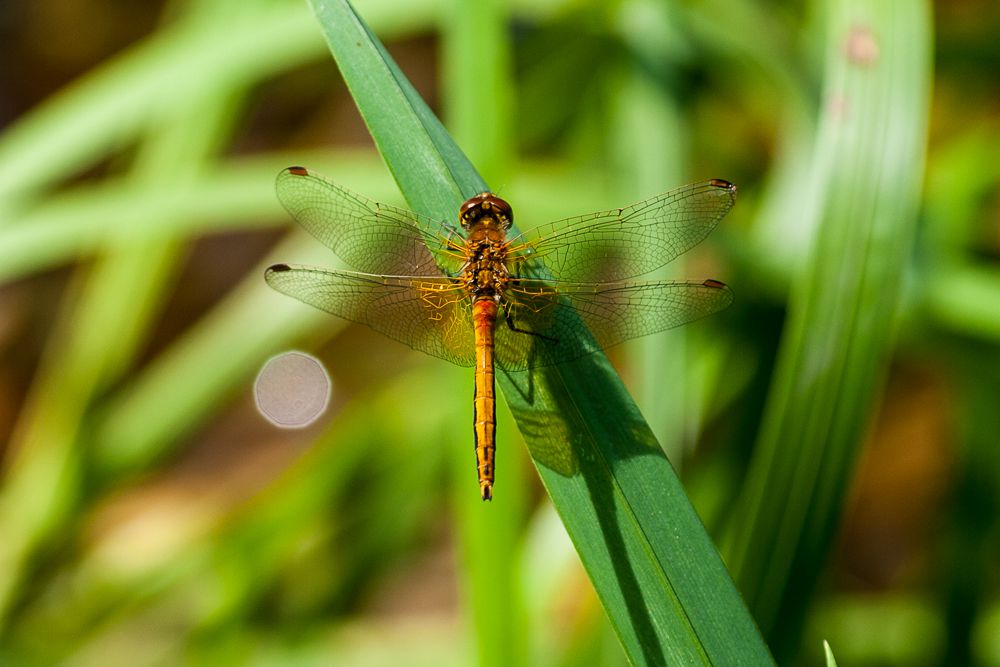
[
  {"xmin": 724, "ymin": 0, "xmax": 932, "ymax": 657},
  {"xmin": 308, "ymin": 0, "xmax": 487, "ymax": 211},
  {"xmin": 608, "ymin": 54, "xmax": 689, "ymax": 465},
  {"xmin": 824, "ymin": 640, "xmax": 839, "ymax": 667},
  {"xmin": 441, "ymin": 0, "xmax": 513, "ymax": 185},
  {"xmin": 306, "ymin": 0, "xmax": 772, "ymax": 663},
  {"xmin": 441, "ymin": 2, "xmax": 528, "ymax": 667}
]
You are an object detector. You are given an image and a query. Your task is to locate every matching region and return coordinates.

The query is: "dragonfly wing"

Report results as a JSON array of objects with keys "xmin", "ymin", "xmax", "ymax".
[
  {"xmin": 508, "ymin": 180, "xmax": 736, "ymax": 283},
  {"xmin": 265, "ymin": 264, "xmax": 475, "ymax": 367},
  {"xmin": 275, "ymin": 167, "xmax": 464, "ymax": 276},
  {"xmin": 494, "ymin": 279, "xmax": 733, "ymax": 370}
]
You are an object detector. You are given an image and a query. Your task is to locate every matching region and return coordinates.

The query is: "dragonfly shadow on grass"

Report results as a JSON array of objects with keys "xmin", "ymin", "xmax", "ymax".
[
  {"xmin": 503, "ymin": 352, "xmax": 674, "ymax": 665},
  {"xmin": 499, "ymin": 367, "xmax": 579, "ymax": 478},
  {"xmin": 501, "ymin": 342, "xmax": 662, "ymax": 480},
  {"xmin": 580, "ymin": 443, "xmax": 672, "ymax": 667},
  {"xmin": 499, "ymin": 329, "xmax": 662, "ymax": 473}
]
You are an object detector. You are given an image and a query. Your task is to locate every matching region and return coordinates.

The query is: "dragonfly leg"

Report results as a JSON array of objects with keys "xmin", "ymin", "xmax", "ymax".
[{"xmin": 502, "ymin": 304, "xmax": 559, "ymax": 343}]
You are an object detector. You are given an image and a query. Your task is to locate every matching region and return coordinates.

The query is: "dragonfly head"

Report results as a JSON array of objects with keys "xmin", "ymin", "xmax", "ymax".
[{"xmin": 459, "ymin": 193, "xmax": 513, "ymax": 231}]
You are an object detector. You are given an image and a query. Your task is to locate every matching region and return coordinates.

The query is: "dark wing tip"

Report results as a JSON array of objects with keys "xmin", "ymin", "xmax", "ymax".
[
  {"xmin": 266, "ymin": 263, "xmax": 292, "ymax": 277},
  {"xmin": 701, "ymin": 279, "xmax": 735, "ymax": 314},
  {"xmin": 286, "ymin": 166, "xmax": 309, "ymax": 176},
  {"xmin": 708, "ymin": 178, "xmax": 737, "ymax": 195}
]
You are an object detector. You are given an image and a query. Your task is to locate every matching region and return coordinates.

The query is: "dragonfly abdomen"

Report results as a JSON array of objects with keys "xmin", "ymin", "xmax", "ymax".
[{"xmin": 471, "ymin": 297, "xmax": 498, "ymax": 501}]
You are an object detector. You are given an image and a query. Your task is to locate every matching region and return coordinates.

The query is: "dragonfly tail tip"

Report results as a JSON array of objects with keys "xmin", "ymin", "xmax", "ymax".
[{"xmin": 480, "ymin": 485, "xmax": 493, "ymax": 502}]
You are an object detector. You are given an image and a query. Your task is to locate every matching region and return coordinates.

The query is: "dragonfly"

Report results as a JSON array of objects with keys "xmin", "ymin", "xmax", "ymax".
[{"xmin": 266, "ymin": 166, "xmax": 736, "ymax": 500}]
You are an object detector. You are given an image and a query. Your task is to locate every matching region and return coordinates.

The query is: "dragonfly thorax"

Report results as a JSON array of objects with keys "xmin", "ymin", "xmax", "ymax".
[{"xmin": 461, "ymin": 237, "xmax": 510, "ymax": 299}]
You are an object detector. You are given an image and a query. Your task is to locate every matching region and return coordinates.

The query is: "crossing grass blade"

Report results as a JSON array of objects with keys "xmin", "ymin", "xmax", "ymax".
[
  {"xmin": 824, "ymin": 641, "xmax": 839, "ymax": 667},
  {"xmin": 306, "ymin": 0, "xmax": 773, "ymax": 663},
  {"xmin": 441, "ymin": 3, "xmax": 529, "ymax": 667},
  {"xmin": 722, "ymin": 0, "xmax": 932, "ymax": 660}
]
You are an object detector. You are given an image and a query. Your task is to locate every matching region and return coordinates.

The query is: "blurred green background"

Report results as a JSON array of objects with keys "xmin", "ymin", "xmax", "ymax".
[{"xmin": 0, "ymin": 0, "xmax": 998, "ymax": 665}]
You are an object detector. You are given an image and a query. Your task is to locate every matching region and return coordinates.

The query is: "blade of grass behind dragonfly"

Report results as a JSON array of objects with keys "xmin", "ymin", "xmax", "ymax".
[
  {"xmin": 441, "ymin": 2, "xmax": 529, "ymax": 667},
  {"xmin": 607, "ymin": 30, "xmax": 690, "ymax": 465},
  {"xmin": 307, "ymin": 0, "xmax": 773, "ymax": 663},
  {"xmin": 722, "ymin": 0, "xmax": 932, "ymax": 660}
]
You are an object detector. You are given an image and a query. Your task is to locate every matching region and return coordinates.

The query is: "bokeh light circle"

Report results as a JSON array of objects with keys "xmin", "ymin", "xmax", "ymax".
[{"xmin": 254, "ymin": 351, "xmax": 331, "ymax": 428}]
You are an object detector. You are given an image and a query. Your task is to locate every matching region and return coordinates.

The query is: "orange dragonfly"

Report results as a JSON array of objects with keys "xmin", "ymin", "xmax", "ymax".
[{"xmin": 266, "ymin": 166, "xmax": 736, "ymax": 500}]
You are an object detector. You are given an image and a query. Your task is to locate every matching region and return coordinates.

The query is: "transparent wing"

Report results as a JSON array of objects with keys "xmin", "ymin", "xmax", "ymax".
[
  {"xmin": 493, "ymin": 279, "xmax": 733, "ymax": 371},
  {"xmin": 275, "ymin": 166, "xmax": 464, "ymax": 277},
  {"xmin": 507, "ymin": 180, "xmax": 736, "ymax": 283},
  {"xmin": 265, "ymin": 264, "xmax": 475, "ymax": 367}
]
